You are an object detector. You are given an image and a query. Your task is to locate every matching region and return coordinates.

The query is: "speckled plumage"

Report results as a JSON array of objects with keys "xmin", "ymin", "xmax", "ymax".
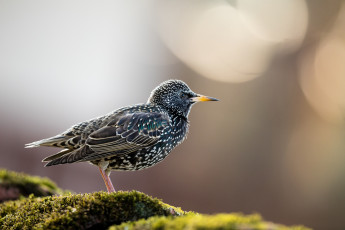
[{"xmin": 26, "ymin": 80, "xmax": 218, "ymax": 192}]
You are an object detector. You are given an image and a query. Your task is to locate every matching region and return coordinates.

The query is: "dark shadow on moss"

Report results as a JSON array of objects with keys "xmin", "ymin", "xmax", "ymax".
[{"xmin": 0, "ymin": 169, "xmax": 66, "ymax": 202}]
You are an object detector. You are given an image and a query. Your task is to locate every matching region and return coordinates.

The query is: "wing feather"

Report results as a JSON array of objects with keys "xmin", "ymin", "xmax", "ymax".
[{"xmin": 45, "ymin": 112, "xmax": 170, "ymax": 165}]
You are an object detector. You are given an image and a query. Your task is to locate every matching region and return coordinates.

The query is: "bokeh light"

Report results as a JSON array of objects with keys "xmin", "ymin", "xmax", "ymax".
[
  {"xmin": 158, "ymin": 0, "xmax": 308, "ymax": 83},
  {"xmin": 299, "ymin": 2, "xmax": 345, "ymax": 123}
]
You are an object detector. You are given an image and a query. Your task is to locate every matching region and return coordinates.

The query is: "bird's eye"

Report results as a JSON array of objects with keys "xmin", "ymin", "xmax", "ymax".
[{"xmin": 180, "ymin": 92, "xmax": 189, "ymax": 100}]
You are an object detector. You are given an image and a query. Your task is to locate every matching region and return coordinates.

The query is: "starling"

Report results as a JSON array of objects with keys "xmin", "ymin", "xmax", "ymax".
[{"xmin": 26, "ymin": 80, "xmax": 218, "ymax": 193}]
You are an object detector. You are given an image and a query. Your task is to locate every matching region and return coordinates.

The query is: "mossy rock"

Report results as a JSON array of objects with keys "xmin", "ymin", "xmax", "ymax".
[
  {"xmin": 0, "ymin": 169, "xmax": 65, "ymax": 202},
  {"xmin": 0, "ymin": 169, "xmax": 310, "ymax": 230},
  {"xmin": 0, "ymin": 191, "xmax": 184, "ymax": 229},
  {"xmin": 111, "ymin": 213, "xmax": 311, "ymax": 230}
]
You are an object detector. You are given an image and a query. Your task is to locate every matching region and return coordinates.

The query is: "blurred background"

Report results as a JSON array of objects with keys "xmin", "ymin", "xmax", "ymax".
[{"xmin": 1, "ymin": 0, "xmax": 345, "ymax": 229}]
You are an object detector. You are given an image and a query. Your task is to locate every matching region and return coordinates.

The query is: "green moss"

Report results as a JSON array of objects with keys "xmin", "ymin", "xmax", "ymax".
[
  {"xmin": 0, "ymin": 169, "xmax": 66, "ymax": 202},
  {"xmin": 0, "ymin": 169, "xmax": 310, "ymax": 230},
  {"xmin": 111, "ymin": 213, "xmax": 311, "ymax": 230},
  {"xmin": 0, "ymin": 191, "xmax": 184, "ymax": 229}
]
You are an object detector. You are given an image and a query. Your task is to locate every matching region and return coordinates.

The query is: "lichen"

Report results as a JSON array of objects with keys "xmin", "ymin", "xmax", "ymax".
[
  {"xmin": 110, "ymin": 213, "xmax": 311, "ymax": 230},
  {"xmin": 0, "ymin": 191, "xmax": 183, "ymax": 229},
  {"xmin": 0, "ymin": 169, "xmax": 65, "ymax": 202}
]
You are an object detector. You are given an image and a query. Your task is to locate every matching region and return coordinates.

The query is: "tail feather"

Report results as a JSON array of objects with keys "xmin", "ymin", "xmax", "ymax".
[
  {"xmin": 42, "ymin": 149, "xmax": 74, "ymax": 162},
  {"xmin": 45, "ymin": 146, "xmax": 92, "ymax": 167},
  {"xmin": 25, "ymin": 135, "xmax": 70, "ymax": 148}
]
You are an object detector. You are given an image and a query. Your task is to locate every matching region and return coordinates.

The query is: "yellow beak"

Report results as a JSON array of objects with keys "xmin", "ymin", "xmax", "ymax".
[{"xmin": 191, "ymin": 95, "xmax": 219, "ymax": 102}]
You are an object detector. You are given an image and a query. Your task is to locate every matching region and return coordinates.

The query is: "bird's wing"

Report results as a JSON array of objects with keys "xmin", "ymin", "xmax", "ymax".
[{"xmin": 45, "ymin": 112, "xmax": 170, "ymax": 165}]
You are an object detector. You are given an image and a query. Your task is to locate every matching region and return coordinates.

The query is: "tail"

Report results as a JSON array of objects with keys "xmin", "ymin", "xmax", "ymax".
[
  {"xmin": 26, "ymin": 134, "xmax": 88, "ymax": 167},
  {"xmin": 25, "ymin": 135, "xmax": 71, "ymax": 148},
  {"xmin": 42, "ymin": 148, "xmax": 74, "ymax": 162},
  {"xmin": 44, "ymin": 145, "xmax": 91, "ymax": 167}
]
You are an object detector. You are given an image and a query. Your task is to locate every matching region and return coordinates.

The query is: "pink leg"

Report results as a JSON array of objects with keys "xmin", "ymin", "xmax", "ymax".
[{"xmin": 99, "ymin": 167, "xmax": 115, "ymax": 193}]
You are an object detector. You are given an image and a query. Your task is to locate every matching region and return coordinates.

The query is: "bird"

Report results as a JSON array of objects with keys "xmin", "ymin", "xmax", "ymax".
[{"xmin": 25, "ymin": 79, "xmax": 218, "ymax": 193}]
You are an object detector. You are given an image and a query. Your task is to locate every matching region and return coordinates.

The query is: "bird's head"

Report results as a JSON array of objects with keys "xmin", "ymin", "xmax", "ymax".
[{"xmin": 148, "ymin": 79, "xmax": 218, "ymax": 118}]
